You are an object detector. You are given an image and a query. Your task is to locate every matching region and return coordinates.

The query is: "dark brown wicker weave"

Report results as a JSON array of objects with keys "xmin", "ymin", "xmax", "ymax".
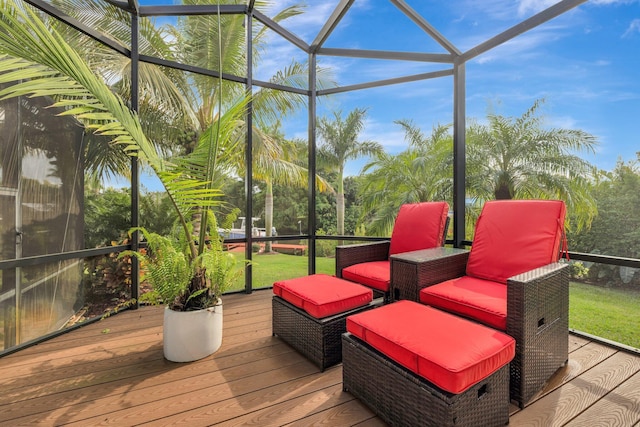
[
  {"xmin": 335, "ymin": 241, "xmax": 391, "ymax": 300},
  {"xmin": 507, "ymin": 262, "xmax": 569, "ymax": 407},
  {"xmin": 390, "ymin": 247, "xmax": 569, "ymax": 408},
  {"xmin": 342, "ymin": 333, "xmax": 510, "ymax": 427},
  {"xmin": 272, "ymin": 296, "xmax": 378, "ymax": 371},
  {"xmin": 390, "ymin": 247, "xmax": 470, "ymax": 301},
  {"xmin": 336, "ymin": 218, "xmax": 450, "ymax": 303}
]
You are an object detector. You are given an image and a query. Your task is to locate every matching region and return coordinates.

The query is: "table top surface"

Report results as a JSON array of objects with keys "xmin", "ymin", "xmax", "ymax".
[{"xmin": 389, "ymin": 246, "xmax": 469, "ymax": 263}]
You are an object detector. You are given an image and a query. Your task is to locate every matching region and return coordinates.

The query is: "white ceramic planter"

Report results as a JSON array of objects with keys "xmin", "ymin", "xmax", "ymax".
[{"xmin": 163, "ymin": 300, "xmax": 223, "ymax": 362}]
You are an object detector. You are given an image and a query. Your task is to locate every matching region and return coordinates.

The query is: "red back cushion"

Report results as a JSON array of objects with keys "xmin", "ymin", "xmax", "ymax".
[
  {"xmin": 388, "ymin": 202, "xmax": 449, "ymax": 256},
  {"xmin": 466, "ymin": 200, "xmax": 566, "ymax": 284}
]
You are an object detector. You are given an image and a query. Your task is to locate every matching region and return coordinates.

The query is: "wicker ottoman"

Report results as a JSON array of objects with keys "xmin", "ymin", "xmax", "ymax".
[
  {"xmin": 343, "ymin": 301, "xmax": 515, "ymax": 427},
  {"xmin": 272, "ymin": 274, "xmax": 376, "ymax": 371}
]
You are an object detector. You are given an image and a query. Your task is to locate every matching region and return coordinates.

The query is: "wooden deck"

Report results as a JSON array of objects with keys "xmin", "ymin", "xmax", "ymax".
[{"xmin": 1, "ymin": 290, "xmax": 639, "ymax": 426}]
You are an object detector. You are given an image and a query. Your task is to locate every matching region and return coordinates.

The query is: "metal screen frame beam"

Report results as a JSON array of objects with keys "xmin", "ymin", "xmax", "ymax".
[
  {"xmin": 139, "ymin": 4, "xmax": 246, "ymax": 17},
  {"xmin": 310, "ymin": 0, "xmax": 354, "ymax": 53},
  {"xmin": 452, "ymin": 62, "xmax": 466, "ymax": 248},
  {"xmin": 253, "ymin": 10, "xmax": 309, "ymax": 52},
  {"xmin": 390, "ymin": 0, "xmax": 461, "ymax": 55},
  {"xmin": 244, "ymin": 8, "xmax": 254, "ymax": 293},
  {"xmin": 318, "ymin": 69, "xmax": 453, "ymax": 96},
  {"xmin": 307, "ymin": 53, "xmax": 318, "ymax": 274},
  {"xmin": 460, "ymin": 0, "xmax": 588, "ymax": 62},
  {"xmin": 317, "ymin": 48, "xmax": 454, "ymax": 63},
  {"xmin": 10, "ymin": 0, "xmax": 602, "ymax": 291},
  {"xmin": 22, "ymin": 0, "xmax": 129, "ymax": 56}
]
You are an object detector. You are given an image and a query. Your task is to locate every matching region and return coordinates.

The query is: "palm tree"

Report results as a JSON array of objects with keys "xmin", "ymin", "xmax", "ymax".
[
  {"xmin": 317, "ymin": 108, "xmax": 383, "ymax": 236},
  {"xmin": 466, "ymin": 99, "xmax": 598, "ymax": 230},
  {"xmin": 359, "ymin": 121, "xmax": 453, "ymax": 235},
  {"xmin": 30, "ymin": 0, "xmax": 334, "ymax": 256},
  {"xmin": 245, "ymin": 122, "xmax": 332, "ymax": 252},
  {"xmin": 0, "ymin": 0, "xmax": 247, "ymax": 309},
  {"xmin": 46, "ymin": 1, "xmax": 326, "ymax": 180}
]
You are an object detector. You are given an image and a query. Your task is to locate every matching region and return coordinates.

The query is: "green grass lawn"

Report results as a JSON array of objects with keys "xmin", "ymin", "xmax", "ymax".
[
  {"xmin": 226, "ymin": 251, "xmax": 335, "ymax": 292},
  {"xmin": 226, "ymin": 252, "xmax": 640, "ymax": 349},
  {"xmin": 569, "ymin": 281, "xmax": 640, "ymax": 349}
]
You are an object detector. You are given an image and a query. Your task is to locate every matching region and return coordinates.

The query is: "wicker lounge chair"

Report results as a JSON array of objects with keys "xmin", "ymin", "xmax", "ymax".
[
  {"xmin": 335, "ymin": 201, "xmax": 449, "ymax": 302},
  {"xmin": 400, "ymin": 199, "xmax": 569, "ymax": 407}
]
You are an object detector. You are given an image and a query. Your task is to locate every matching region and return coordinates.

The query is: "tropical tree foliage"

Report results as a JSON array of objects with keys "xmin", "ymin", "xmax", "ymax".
[
  {"xmin": 466, "ymin": 99, "xmax": 598, "ymax": 230},
  {"xmin": 359, "ymin": 121, "xmax": 453, "ymax": 236},
  {"xmin": 47, "ymin": 0, "xmax": 311, "ymax": 147},
  {"xmin": 317, "ymin": 108, "xmax": 383, "ymax": 236},
  {"xmin": 84, "ymin": 188, "xmax": 176, "ymax": 248},
  {"xmin": 44, "ymin": 0, "xmax": 334, "ymax": 233},
  {"xmin": 0, "ymin": 0, "xmax": 248, "ymax": 309},
  {"xmin": 248, "ymin": 123, "xmax": 332, "ymax": 251},
  {"xmin": 568, "ymin": 155, "xmax": 640, "ymax": 287},
  {"xmin": 6, "ymin": 0, "xmax": 334, "ymax": 240}
]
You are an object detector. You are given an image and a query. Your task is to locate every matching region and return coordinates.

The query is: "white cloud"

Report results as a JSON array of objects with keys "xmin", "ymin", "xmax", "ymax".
[
  {"xmin": 591, "ymin": 0, "xmax": 639, "ymax": 4},
  {"xmin": 546, "ymin": 114, "xmax": 578, "ymax": 129},
  {"xmin": 623, "ymin": 19, "xmax": 640, "ymax": 38},
  {"xmin": 471, "ymin": 23, "xmax": 565, "ymax": 64},
  {"xmin": 458, "ymin": 0, "xmax": 520, "ymax": 21},
  {"xmin": 254, "ymin": 1, "xmax": 380, "ymax": 82},
  {"xmin": 517, "ymin": 0, "xmax": 560, "ymax": 17},
  {"xmin": 262, "ymin": 1, "xmax": 373, "ymax": 45},
  {"xmin": 279, "ymin": 3, "xmax": 337, "ymax": 42},
  {"xmin": 361, "ymin": 118, "xmax": 410, "ymax": 150}
]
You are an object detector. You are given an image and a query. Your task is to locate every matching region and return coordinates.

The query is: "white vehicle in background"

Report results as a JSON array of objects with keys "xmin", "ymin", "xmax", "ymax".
[{"xmin": 220, "ymin": 217, "xmax": 276, "ymax": 239}]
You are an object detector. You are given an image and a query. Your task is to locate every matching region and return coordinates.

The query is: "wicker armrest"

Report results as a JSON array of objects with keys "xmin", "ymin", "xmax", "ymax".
[
  {"xmin": 506, "ymin": 262, "xmax": 569, "ymax": 337},
  {"xmin": 506, "ymin": 262, "xmax": 570, "ymax": 406},
  {"xmin": 390, "ymin": 247, "xmax": 470, "ymax": 301},
  {"xmin": 335, "ymin": 241, "xmax": 390, "ymax": 278}
]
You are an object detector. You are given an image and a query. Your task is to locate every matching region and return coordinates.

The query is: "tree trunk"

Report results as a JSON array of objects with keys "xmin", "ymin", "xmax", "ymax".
[
  {"xmin": 265, "ymin": 180, "xmax": 273, "ymax": 253},
  {"xmin": 337, "ymin": 192, "xmax": 345, "ymax": 235},
  {"xmin": 494, "ymin": 181, "xmax": 513, "ymax": 200}
]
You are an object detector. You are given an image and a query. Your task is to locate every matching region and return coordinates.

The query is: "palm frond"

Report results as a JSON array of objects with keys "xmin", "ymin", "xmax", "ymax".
[{"xmin": 0, "ymin": 1, "xmax": 231, "ymax": 254}]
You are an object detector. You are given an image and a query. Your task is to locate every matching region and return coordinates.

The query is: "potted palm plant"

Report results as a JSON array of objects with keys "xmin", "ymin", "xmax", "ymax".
[
  {"xmin": 0, "ymin": 1, "xmax": 247, "ymax": 361},
  {"xmin": 126, "ymin": 209, "xmax": 243, "ymax": 361}
]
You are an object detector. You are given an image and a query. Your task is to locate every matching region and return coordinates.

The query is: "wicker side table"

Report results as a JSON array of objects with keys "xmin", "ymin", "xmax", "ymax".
[{"xmin": 390, "ymin": 247, "xmax": 469, "ymax": 302}]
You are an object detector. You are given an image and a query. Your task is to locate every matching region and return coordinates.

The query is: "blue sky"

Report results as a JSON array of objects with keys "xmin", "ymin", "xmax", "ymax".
[{"xmin": 135, "ymin": 0, "xmax": 639, "ymax": 183}]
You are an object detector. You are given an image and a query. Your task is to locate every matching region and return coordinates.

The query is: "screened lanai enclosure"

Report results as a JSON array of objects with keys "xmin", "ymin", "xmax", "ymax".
[
  {"xmin": 0, "ymin": 0, "xmax": 638, "ymax": 357},
  {"xmin": 0, "ymin": 91, "xmax": 84, "ymax": 350}
]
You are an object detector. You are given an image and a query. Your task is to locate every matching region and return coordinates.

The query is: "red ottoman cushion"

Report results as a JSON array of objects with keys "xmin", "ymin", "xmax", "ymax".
[
  {"xmin": 342, "ymin": 260, "xmax": 390, "ymax": 292},
  {"xmin": 347, "ymin": 300, "xmax": 515, "ymax": 394},
  {"xmin": 419, "ymin": 276, "xmax": 507, "ymax": 330},
  {"xmin": 273, "ymin": 274, "xmax": 373, "ymax": 319}
]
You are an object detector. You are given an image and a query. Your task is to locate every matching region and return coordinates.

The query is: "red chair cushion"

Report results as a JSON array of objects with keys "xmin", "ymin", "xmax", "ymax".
[
  {"xmin": 419, "ymin": 276, "xmax": 507, "ymax": 330},
  {"xmin": 273, "ymin": 274, "xmax": 373, "ymax": 318},
  {"xmin": 388, "ymin": 202, "xmax": 449, "ymax": 256},
  {"xmin": 347, "ymin": 300, "xmax": 515, "ymax": 394},
  {"xmin": 466, "ymin": 200, "xmax": 566, "ymax": 284},
  {"xmin": 341, "ymin": 260, "xmax": 390, "ymax": 292}
]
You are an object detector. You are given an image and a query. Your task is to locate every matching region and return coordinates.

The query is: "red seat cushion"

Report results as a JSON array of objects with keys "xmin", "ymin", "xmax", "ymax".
[
  {"xmin": 388, "ymin": 202, "xmax": 449, "ymax": 256},
  {"xmin": 419, "ymin": 276, "xmax": 507, "ymax": 330},
  {"xmin": 273, "ymin": 274, "xmax": 373, "ymax": 318},
  {"xmin": 341, "ymin": 260, "xmax": 390, "ymax": 292},
  {"xmin": 466, "ymin": 200, "xmax": 566, "ymax": 284},
  {"xmin": 347, "ymin": 300, "xmax": 515, "ymax": 394}
]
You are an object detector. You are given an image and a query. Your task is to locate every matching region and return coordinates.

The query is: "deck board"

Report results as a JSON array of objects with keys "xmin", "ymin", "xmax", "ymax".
[{"xmin": 0, "ymin": 290, "xmax": 639, "ymax": 426}]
